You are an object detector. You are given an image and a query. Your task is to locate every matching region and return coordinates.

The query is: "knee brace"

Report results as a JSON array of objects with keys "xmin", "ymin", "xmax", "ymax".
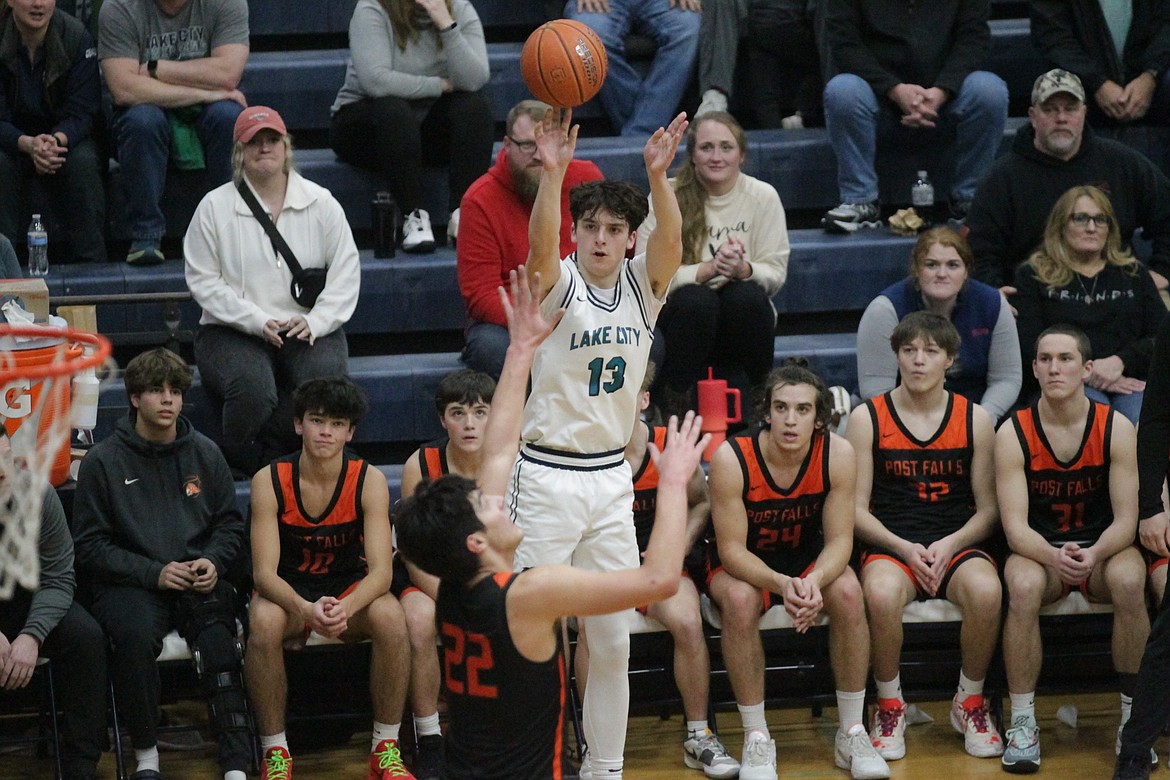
[{"xmin": 180, "ymin": 591, "xmax": 251, "ymax": 740}]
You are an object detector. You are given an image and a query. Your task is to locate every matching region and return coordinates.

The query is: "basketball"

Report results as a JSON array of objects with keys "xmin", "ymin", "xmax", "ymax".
[{"xmin": 520, "ymin": 19, "xmax": 608, "ymax": 109}]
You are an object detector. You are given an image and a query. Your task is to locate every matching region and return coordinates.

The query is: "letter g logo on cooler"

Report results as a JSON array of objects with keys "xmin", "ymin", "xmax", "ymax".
[{"xmin": 0, "ymin": 380, "xmax": 32, "ymax": 419}]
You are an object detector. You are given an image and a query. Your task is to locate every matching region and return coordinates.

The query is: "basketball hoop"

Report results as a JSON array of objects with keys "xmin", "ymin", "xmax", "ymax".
[{"xmin": 0, "ymin": 324, "xmax": 112, "ymax": 599}]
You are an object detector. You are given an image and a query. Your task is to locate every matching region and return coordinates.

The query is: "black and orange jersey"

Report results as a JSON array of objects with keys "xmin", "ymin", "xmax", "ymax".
[
  {"xmin": 271, "ymin": 452, "xmax": 368, "ymax": 587},
  {"xmin": 437, "ymin": 571, "xmax": 566, "ymax": 780},
  {"xmin": 718, "ymin": 428, "xmax": 829, "ymax": 574},
  {"xmin": 631, "ymin": 423, "xmax": 668, "ymax": 553},
  {"xmin": 867, "ymin": 392, "xmax": 976, "ymax": 546},
  {"xmin": 1009, "ymin": 400, "xmax": 1114, "ymax": 546},
  {"xmin": 416, "ymin": 439, "xmax": 449, "ymax": 481}
]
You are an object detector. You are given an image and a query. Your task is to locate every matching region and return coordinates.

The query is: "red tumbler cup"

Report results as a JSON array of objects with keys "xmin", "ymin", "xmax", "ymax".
[{"xmin": 696, "ymin": 368, "xmax": 741, "ymax": 461}]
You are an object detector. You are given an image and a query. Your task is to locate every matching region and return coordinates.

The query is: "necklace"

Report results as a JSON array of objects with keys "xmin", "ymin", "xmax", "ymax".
[{"xmin": 1075, "ymin": 270, "xmax": 1101, "ymax": 305}]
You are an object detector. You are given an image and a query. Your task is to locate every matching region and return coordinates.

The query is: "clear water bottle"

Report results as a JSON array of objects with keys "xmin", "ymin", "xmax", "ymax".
[
  {"xmin": 27, "ymin": 214, "xmax": 47, "ymax": 277},
  {"xmin": 911, "ymin": 171, "xmax": 935, "ymax": 224}
]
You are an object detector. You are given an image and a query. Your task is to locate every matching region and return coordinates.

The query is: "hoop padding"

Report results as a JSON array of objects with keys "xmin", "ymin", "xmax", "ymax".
[{"xmin": 0, "ymin": 325, "xmax": 112, "ymax": 599}]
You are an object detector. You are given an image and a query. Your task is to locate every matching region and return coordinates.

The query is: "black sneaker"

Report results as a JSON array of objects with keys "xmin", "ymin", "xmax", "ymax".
[
  {"xmin": 413, "ymin": 733, "xmax": 443, "ymax": 780},
  {"xmin": 126, "ymin": 240, "xmax": 165, "ymax": 266},
  {"xmin": 822, "ymin": 201, "xmax": 881, "ymax": 233},
  {"xmin": 1114, "ymin": 752, "xmax": 1152, "ymax": 780}
]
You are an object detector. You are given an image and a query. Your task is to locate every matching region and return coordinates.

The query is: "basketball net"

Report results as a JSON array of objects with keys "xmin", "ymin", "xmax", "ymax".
[{"xmin": 0, "ymin": 324, "xmax": 111, "ymax": 599}]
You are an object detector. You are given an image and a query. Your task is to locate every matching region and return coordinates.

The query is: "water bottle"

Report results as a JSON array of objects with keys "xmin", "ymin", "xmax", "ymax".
[
  {"xmin": 911, "ymin": 171, "xmax": 935, "ymax": 224},
  {"xmin": 371, "ymin": 192, "xmax": 398, "ymax": 259},
  {"xmin": 27, "ymin": 214, "xmax": 47, "ymax": 277}
]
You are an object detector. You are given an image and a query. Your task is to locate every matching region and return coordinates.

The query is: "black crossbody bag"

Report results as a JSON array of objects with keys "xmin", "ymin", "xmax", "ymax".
[{"xmin": 237, "ymin": 181, "xmax": 327, "ymax": 309}]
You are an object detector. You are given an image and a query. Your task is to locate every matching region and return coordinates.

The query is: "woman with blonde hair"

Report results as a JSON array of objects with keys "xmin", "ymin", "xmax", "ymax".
[
  {"xmin": 1012, "ymin": 185, "xmax": 1165, "ymax": 422},
  {"xmin": 637, "ymin": 111, "xmax": 789, "ymax": 418},
  {"xmin": 330, "ymin": 0, "xmax": 491, "ymax": 253},
  {"xmin": 857, "ymin": 226, "xmax": 1020, "ymax": 420}
]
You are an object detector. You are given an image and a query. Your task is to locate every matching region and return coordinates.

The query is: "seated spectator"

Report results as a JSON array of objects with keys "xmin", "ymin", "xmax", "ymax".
[
  {"xmin": 72, "ymin": 348, "xmax": 251, "ymax": 780},
  {"xmin": 394, "ymin": 368, "xmax": 497, "ymax": 780},
  {"xmin": 457, "ymin": 99, "xmax": 602, "ymax": 379},
  {"xmin": 967, "ymin": 69, "xmax": 1170, "ymax": 293},
  {"xmin": 708, "ymin": 361, "xmax": 889, "ymax": 780},
  {"xmin": 1012, "ymin": 185, "xmax": 1165, "ymax": 423},
  {"xmin": 1031, "ymin": 1, "xmax": 1170, "ymax": 129},
  {"xmin": 246, "ymin": 377, "xmax": 415, "ymax": 780},
  {"xmin": 637, "ymin": 111, "xmax": 788, "ymax": 418},
  {"xmin": 846, "ymin": 313, "xmax": 1003, "ymax": 766},
  {"xmin": 564, "ymin": 0, "xmax": 700, "ymax": 137},
  {"xmin": 0, "ymin": 0, "xmax": 105, "ymax": 263},
  {"xmin": 0, "ymin": 428, "xmax": 107, "ymax": 780},
  {"xmin": 820, "ymin": 0, "xmax": 1007, "ymax": 232},
  {"xmin": 184, "ymin": 107, "xmax": 360, "ymax": 476},
  {"xmin": 997, "ymin": 325, "xmax": 1150, "ymax": 774},
  {"xmin": 575, "ymin": 368, "xmax": 739, "ymax": 779},
  {"xmin": 856, "ymin": 226, "xmax": 1021, "ymax": 422},
  {"xmin": 743, "ymin": 0, "xmax": 824, "ymax": 128},
  {"xmin": 99, "ymin": 0, "xmax": 248, "ymax": 266},
  {"xmin": 695, "ymin": 0, "xmax": 743, "ymax": 117},
  {"xmin": 330, "ymin": 0, "xmax": 491, "ymax": 254}
]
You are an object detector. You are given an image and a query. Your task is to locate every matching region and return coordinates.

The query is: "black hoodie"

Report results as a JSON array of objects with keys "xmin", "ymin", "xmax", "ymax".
[
  {"xmin": 967, "ymin": 122, "xmax": 1170, "ymax": 287},
  {"xmin": 72, "ymin": 414, "xmax": 244, "ymax": 597}
]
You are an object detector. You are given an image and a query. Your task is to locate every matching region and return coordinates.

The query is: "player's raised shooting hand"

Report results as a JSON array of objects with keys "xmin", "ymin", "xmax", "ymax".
[
  {"xmin": 533, "ymin": 107, "xmax": 577, "ymax": 172},
  {"xmin": 644, "ymin": 112, "xmax": 687, "ymax": 177},
  {"xmin": 649, "ymin": 411, "xmax": 710, "ymax": 489},
  {"xmin": 500, "ymin": 266, "xmax": 564, "ymax": 353}
]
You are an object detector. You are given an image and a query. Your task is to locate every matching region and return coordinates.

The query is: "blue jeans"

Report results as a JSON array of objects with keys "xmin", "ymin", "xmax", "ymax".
[
  {"xmin": 822, "ymin": 71, "xmax": 1008, "ymax": 204},
  {"xmin": 461, "ymin": 321, "xmax": 508, "ymax": 379},
  {"xmin": 1083, "ymin": 384, "xmax": 1144, "ymax": 425},
  {"xmin": 565, "ymin": 0, "xmax": 700, "ymax": 137},
  {"xmin": 113, "ymin": 100, "xmax": 242, "ymax": 240}
]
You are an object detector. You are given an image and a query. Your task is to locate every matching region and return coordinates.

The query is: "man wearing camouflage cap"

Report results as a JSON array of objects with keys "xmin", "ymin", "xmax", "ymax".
[{"xmin": 967, "ymin": 69, "xmax": 1170, "ymax": 293}]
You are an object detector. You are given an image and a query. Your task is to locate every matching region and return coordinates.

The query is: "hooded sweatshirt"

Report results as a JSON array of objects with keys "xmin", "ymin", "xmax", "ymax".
[{"xmin": 72, "ymin": 414, "xmax": 243, "ymax": 597}]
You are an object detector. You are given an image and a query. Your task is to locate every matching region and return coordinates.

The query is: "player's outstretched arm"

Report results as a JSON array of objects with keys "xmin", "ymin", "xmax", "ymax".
[
  {"xmin": 995, "ymin": 420, "xmax": 1059, "ymax": 567},
  {"xmin": 479, "ymin": 267, "xmax": 565, "ymax": 497},
  {"xmin": 525, "ymin": 108, "xmax": 578, "ymax": 300},
  {"xmin": 643, "ymin": 112, "xmax": 688, "ymax": 297},
  {"xmin": 510, "ymin": 413, "xmax": 708, "ymax": 624}
]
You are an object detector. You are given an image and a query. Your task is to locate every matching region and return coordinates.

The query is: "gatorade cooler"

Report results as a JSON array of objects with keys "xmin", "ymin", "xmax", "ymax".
[{"xmin": 0, "ymin": 324, "xmax": 81, "ymax": 486}]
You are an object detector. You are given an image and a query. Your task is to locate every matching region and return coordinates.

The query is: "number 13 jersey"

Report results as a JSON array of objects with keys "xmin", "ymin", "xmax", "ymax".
[{"xmin": 522, "ymin": 254, "xmax": 664, "ymax": 462}]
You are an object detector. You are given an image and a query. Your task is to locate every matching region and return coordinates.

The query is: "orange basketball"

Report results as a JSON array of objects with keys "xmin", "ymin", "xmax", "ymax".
[{"xmin": 520, "ymin": 19, "xmax": 608, "ymax": 109}]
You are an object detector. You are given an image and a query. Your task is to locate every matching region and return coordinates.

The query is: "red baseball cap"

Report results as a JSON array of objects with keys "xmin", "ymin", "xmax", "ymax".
[{"xmin": 233, "ymin": 106, "xmax": 287, "ymax": 143}]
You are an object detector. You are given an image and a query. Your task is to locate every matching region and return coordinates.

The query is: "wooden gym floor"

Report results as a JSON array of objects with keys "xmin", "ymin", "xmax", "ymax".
[{"xmin": 0, "ymin": 692, "xmax": 1143, "ymax": 778}]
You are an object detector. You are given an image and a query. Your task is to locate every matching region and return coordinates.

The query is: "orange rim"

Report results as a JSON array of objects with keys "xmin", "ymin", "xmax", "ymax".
[{"xmin": 0, "ymin": 325, "xmax": 112, "ymax": 384}]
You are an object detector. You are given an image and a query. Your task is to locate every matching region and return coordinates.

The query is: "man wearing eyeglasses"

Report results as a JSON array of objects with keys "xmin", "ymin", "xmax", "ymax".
[
  {"xmin": 968, "ymin": 69, "xmax": 1170, "ymax": 299},
  {"xmin": 456, "ymin": 99, "xmax": 603, "ymax": 378}
]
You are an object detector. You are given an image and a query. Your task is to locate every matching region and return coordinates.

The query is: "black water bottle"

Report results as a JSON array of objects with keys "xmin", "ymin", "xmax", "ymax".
[{"xmin": 372, "ymin": 191, "xmax": 398, "ymax": 258}]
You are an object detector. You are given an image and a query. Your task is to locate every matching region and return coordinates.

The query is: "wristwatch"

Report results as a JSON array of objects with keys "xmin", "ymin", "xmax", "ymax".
[{"xmin": 147, "ymin": 59, "xmax": 159, "ymax": 78}]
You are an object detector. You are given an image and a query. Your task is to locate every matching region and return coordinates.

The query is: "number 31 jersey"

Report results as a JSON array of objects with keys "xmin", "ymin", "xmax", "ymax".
[{"xmin": 522, "ymin": 253, "xmax": 664, "ymax": 459}]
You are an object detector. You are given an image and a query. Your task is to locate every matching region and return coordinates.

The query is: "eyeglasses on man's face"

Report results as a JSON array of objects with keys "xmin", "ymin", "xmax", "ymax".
[
  {"xmin": 506, "ymin": 136, "xmax": 538, "ymax": 155},
  {"xmin": 1068, "ymin": 212, "xmax": 1109, "ymax": 227}
]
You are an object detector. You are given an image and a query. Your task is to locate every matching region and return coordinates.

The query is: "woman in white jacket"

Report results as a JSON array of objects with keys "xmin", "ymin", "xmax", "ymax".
[{"xmin": 184, "ymin": 106, "xmax": 361, "ymax": 475}]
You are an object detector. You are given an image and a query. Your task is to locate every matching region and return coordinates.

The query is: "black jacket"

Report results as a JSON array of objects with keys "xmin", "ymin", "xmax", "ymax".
[
  {"xmin": 1031, "ymin": 0, "xmax": 1170, "ymax": 98},
  {"xmin": 967, "ymin": 123, "xmax": 1170, "ymax": 286},
  {"xmin": 72, "ymin": 414, "xmax": 244, "ymax": 598},
  {"xmin": 0, "ymin": 8, "xmax": 100, "ymax": 155},
  {"xmin": 823, "ymin": 0, "xmax": 990, "ymax": 99}
]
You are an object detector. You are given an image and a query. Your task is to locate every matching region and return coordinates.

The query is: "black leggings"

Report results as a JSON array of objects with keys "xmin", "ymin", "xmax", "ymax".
[{"xmin": 330, "ymin": 90, "xmax": 494, "ymax": 213}]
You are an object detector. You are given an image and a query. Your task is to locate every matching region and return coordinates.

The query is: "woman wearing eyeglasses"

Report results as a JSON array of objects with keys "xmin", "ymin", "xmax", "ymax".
[
  {"xmin": 1012, "ymin": 185, "xmax": 1166, "ymax": 422},
  {"xmin": 330, "ymin": 0, "xmax": 492, "ymax": 254}
]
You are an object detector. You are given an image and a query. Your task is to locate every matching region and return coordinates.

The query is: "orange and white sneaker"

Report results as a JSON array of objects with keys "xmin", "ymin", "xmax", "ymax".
[
  {"xmin": 260, "ymin": 745, "xmax": 293, "ymax": 780},
  {"xmin": 369, "ymin": 738, "xmax": 416, "ymax": 779},
  {"xmin": 869, "ymin": 699, "xmax": 907, "ymax": 760},
  {"xmin": 950, "ymin": 694, "xmax": 1004, "ymax": 758}
]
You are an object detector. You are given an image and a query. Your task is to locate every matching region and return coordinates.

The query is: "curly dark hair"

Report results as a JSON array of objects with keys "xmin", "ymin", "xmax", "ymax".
[
  {"xmin": 754, "ymin": 358, "xmax": 833, "ymax": 431},
  {"xmin": 293, "ymin": 376, "xmax": 369, "ymax": 426},
  {"xmin": 569, "ymin": 180, "xmax": 650, "ymax": 235},
  {"xmin": 394, "ymin": 475, "xmax": 485, "ymax": 585}
]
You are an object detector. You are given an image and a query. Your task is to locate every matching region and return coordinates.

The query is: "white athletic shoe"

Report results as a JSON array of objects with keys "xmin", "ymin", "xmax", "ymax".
[
  {"xmin": 1115, "ymin": 722, "xmax": 1159, "ymax": 767},
  {"xmin": 949, "ymin": 694, "xmax": 1004, "ymax": 758},
  {"xmin": 870, "ymin": 701, "xmax": 907, "ymax": 761},
  {"xmin": 835, "ymin": 724, "xmax": 891, "ymax": 779},
  {"xmin": 447, "ymin": 207, "xmax": 459, "ymax": 248},
  {"xmin": 738, "ymin": 735, "xmax": 777, "ymax": 780},
  {"xmin": 696, "ymin": 88, "xmax": 728, "ymax": 116},
  {"xmin": 402, "ymin": 208, "xmax": 436, "ymax": 253},
  {"xmin": 682, "ymin": 731, "xmax": 739, "ymax": 778}
]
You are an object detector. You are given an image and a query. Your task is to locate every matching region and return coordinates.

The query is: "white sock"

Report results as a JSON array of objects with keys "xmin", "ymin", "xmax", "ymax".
[
  {"xmin": 1010, "ymin": 692, "xmax": 1036, "ymax": 723},
  {"xmin": 414, "ymin": 712, "xmax": 442, "ymax": 738},
  {"xmin": 134, "ymin": 746, "xmax": 159, "ymax": 773},
  {"xmin": 837, "ymin": 689, "xmax": 866, "ymax": 732},
  {"xmin": 738, "ymin": 702, "xmax": 769, "ymax": 741},
  {"xmin": 686, "ymin": 720, "xmax": 709, "ymax": 740},
  {"xmin": 224, "ymin": 772, "xmax": 247, "ymax": 780},
  {"xmin": 875, "ymin": 674, "xmax": 903, "ymax": 703},
  {"xmin": 372, "ymin": 721, "xmax": 401, "ymax": 750},
  {"xmin": 957, "ymin": 670, "xmax": 984, "ymax": 703},
  {"xmin": 259, "ymin": 732, "xmax": 288, "ymax": 751},
  {"xmin": 1121, "ymin": 693, "xmax": 1134, "ymax": 724}
]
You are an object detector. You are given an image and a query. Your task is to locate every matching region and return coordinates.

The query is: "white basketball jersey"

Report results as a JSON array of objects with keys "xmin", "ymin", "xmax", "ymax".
[{"xmin": 521, "ymin": 253, "xmax": 665, "ymax": 461}]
